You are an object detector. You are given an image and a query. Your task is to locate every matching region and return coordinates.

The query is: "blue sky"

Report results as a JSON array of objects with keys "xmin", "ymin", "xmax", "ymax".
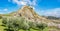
[{"xmin": 0, "ymin": 0, "xmax": 60, "ymax": 17}]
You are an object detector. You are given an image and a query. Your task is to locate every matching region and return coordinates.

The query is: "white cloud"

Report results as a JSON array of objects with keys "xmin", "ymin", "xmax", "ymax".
[
  {"xmin": 0, "ymin": 8, "xmax": 9, "ymax": 14},
  {"xmin": 39, "ymin": 8, "xmax": 60, "ymax": 17},
  {"xmin": 0, "ymin": 8, "xmax": 8, "ymax": 12},
  {"xmin": 9, "ymin": 0, "xmax": 37, "ymax": 6},
  {"xmin": 12, "ymin": 0, "xmax": 27, "ymax": 5},
  {"xmin": 3, "ymin": 8, "xmax": 8, "ymax": 11}
]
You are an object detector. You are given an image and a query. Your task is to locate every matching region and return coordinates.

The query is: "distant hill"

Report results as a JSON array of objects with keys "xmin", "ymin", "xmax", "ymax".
[
  {"xmin": 46, "ymin": 16, "xmax": 60, "ymax": 20},
  {"xmin": 42, "ymin": 16, "xmax": 60, "ymax": 20}
]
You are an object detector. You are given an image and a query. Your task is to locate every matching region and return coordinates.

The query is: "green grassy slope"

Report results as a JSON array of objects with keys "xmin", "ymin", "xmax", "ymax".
[{"xmin": 0, "ymin": 19, "xmax": 5, "ymax": 31}]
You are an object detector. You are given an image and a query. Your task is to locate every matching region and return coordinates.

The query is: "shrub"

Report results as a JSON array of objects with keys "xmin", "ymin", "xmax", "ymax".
[
  {"xmin": 2, "ymin": 17, "xmax": 7, "ymax": 26},
  {"xmin": 28, "ymin": 21, "xmax": 37, "ymax": 29},
  {"xmin": 2, "ymin": 17, "xmax": 19, "ymax": 31},
  {"xmin": 7, "ymin": 17, "xmax": 20, "ymax": 31},
  {"xmin": 2, "ymin": 17, "xmax": 30, "ymax": 31},
  {"xmin": 22, "ymin": 22, "xmax": 30, "ymax": 30},
  {"xmin": 18, "ymin": 18, "xmax": 30, "ymax": 30},
  {"xmin": 36, "ymin": 23, "xmax": 47, "ymax": 30},
  {"xmin": 2, "ymin": 16, "xmax": 48, "ymax": 31}
]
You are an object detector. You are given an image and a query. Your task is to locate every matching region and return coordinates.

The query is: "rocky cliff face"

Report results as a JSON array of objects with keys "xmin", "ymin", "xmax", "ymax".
[
  {"xmin": 12, "ymin": 6, "xmax": 52, "ymax": 23},
  {"xmin": 10, "ymin": 6, "xmax": 60, "ymax": 29}
]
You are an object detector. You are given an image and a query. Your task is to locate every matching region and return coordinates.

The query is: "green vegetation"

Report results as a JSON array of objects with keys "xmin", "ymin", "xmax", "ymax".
[
  {"xmin": 0, "ymin": 16, "xmax": 48, "ymax": 31},
  {"xmin": 0, "ymin": 16, "xmax": 59, "ymax": 31},
  {"xmin": 0, "ymin": 15, "xmax": 2, "ymax": 19},
  {"xmin": 36, "ymin": 23, "xmax": 47, "ymax": 30}
]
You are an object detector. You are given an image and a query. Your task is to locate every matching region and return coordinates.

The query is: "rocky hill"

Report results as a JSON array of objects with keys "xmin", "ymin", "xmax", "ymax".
[
  {"xmin": 11, "ymin": 6, "xmax": 52, "ymax": 23},
  {"xmin": 9, "ymin": 6, "xmax": 60, "ymax": 29}
]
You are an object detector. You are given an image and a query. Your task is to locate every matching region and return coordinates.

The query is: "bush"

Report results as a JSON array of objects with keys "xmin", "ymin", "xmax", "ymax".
[
  {"xmin": 2, "ymin": 17, "xmax": 30, "ymax": 31},
  {"xmin": 6, "ymin": 17, "xmax": 20, "ymax": 31},
  {"xmin": 18, "ymin": 18, "xmax": 30, "ymax": 30},
  {"xmin": 22, "ymin": 22, "xmax": 30, "ymax": 30},
  {"xmin": 2, "ymin": 17, "xmax": 19, "ymax": 31},
  {"xmin": 36, "ymin": 23, "xmax": 47, "ymax": 30},
  {"xmin": 2, "ymin": 16, "xmax": 48, "ymax": 31},
  {"xmin": 2, "ymin": 17, "xmax": 7, "ymax": 26},
  {"xmin": 28, "ymin": 21, "xmax": 37, "ymax": 29}
]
